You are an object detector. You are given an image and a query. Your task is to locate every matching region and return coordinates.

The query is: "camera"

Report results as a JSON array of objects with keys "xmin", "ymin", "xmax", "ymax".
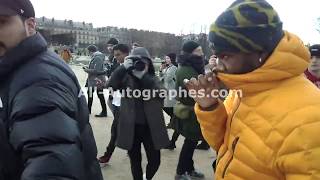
[
  {"xmin": 134, "ymin": 60, "xmax": 146, "ymax": 71},
  {"xmin": 127, "ymin": 55, "xmax": 148, "ymax": 71}
]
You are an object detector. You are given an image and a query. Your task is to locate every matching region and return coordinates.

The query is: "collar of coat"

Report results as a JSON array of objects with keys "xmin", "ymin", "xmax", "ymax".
[
  {"xmin": 217, "ymin": 31, "xmax": 310, "ymax": 96},
  {"xmin": 305, "ymin": 70, "xmax": 320, "ymax": 83},
  {"xmin": 0, "ymin": 33, "xmax": 47, "ymax": 81}
]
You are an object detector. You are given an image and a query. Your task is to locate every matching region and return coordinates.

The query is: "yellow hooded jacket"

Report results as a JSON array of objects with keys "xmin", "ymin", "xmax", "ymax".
[{"xmin": 195, "ymin": 32, "xmax": 320, "ymax": 180}]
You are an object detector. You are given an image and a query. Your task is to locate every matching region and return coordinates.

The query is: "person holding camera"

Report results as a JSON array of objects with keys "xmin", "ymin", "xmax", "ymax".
[{"xmin": 107, "ymin": 47, "xmax": 169, "ymax": 180}]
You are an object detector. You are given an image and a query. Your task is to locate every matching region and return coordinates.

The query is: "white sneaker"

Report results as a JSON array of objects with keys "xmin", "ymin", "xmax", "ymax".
[{"xmin": 143, "ymin": 173, "xmax": 147, "ymax": 180}]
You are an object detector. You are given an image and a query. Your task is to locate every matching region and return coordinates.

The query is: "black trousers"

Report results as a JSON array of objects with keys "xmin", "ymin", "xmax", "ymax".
[
  {"xmin": 163, "ymin": 107, "xmax": 180, "ymax": 143},
  {"xmin": 104, "ymin": 105, "xmax": 119, "ymax": 157},
  {"xmin": 107, "ymin": 95, "xmax": 115, "ymax": 114},
  {"xmin": 163, "ymin": 107, "xmax": 173, "ymax": 117},
  {"xmin": 128, "ymin": 125, "xmax": 161, "ymax": 180},
  {"xmin": 87, "ymin": 87, "xmax": 107, "ymax": 114},
  {"xmin": 176, "ymin": 138, "xmax": 198, "ymax": 175}
]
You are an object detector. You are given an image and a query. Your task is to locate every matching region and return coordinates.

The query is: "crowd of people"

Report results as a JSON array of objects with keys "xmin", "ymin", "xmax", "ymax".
[{"xmin": 1, "ymin": 0, "xmax": 320, "ymax": 180}]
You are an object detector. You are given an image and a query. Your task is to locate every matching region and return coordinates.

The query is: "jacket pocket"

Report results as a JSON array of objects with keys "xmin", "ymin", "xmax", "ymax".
[
  {"xmin": 173, "ymin": 101, "xmax": 193, "ymax": 120},
  {"xmin": 222, "ymin": 137, "xmax": 240, "ymax": 178},
  {"xmin": 216, "ymin": 147, "xmax": 227, "ymax": 168}
]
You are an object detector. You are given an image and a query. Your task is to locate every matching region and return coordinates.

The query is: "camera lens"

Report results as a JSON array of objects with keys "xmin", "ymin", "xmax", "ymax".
[{"xmin": 134, "ymin": 60, "xmax": 146, "ymax": 71}]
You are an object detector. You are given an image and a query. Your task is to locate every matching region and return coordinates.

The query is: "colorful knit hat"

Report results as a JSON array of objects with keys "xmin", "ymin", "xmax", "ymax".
[{"xmin": 209, "ymin": 0, "xmax": 284, "ymax": 54}]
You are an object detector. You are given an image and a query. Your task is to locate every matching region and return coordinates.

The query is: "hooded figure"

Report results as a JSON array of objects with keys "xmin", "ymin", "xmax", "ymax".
[{"xmin": 107, "ymin": 47, "xmax": 169, "ymax": 180}]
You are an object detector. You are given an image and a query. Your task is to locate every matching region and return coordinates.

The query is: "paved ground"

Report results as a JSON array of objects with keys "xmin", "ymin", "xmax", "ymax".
[{"xmin": 71, "ymin": 65, "xmax": 216, "ymax": 180}]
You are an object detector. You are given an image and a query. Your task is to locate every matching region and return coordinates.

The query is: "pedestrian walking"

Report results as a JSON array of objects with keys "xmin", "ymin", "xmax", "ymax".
[{"xmin": 107, "ymin": 47, "xmax": 170, "ymax": 180}]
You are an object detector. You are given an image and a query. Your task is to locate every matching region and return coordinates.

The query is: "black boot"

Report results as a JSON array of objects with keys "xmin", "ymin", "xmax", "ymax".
[
  {"xmin": 164, "ymin": 141, "xmax": 176, "ymax": 150},
  {"xmin": 96, "ymin": 90, "xmax": 107, "ymax": 118},
  {"xmin": 196, "ymin": 141, "xmax": 210, "ymax": 150},
  {"xmin": 95, "ymin": 111, "xmax": 107, "ymax": 118}
]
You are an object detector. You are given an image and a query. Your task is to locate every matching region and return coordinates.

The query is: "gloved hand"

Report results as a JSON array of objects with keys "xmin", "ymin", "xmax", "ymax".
[{"xmin": 123, "ymin": 57, "xmax": 134, "ymax": 70}]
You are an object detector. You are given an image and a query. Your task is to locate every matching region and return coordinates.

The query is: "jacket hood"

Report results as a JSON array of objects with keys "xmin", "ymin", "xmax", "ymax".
[{"xmin": 217, "ymin": 31, "xmax": 310, "ymax": 96}]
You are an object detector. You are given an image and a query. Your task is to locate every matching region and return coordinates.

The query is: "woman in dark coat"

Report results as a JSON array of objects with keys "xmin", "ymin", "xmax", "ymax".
[{"xmin": 107, "ymin": 47, "xmax": 169, "ymax": 180}]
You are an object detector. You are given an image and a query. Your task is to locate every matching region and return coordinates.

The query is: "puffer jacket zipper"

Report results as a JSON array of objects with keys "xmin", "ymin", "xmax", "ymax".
[
  {"xmin": 222, "ymin": 137, "xmax": 240, "ymax": 178},
  {"xmin": 216, "ymin": 104, "xmax": 240, "ymax": 169},
  {"xmin": 220, "ymin": 93, "xmax": 241, "ymax": 178}
]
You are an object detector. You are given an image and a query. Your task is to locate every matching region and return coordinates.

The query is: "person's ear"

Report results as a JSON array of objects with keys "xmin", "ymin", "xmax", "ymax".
[{"xmin": 24, "ymin": 17, "xmax": 36, "ymax": 36}]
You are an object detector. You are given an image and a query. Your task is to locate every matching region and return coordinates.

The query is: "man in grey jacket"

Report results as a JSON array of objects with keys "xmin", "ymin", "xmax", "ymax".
[{"xmin": 84, "ymin": 45, "xmax": 107, "ymax": 117}]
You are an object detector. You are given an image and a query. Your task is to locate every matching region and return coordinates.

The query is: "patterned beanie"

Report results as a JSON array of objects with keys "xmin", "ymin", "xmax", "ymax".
[{"xmin": 209, "ymin": 0, "xmax": 284, "ymax": 54}]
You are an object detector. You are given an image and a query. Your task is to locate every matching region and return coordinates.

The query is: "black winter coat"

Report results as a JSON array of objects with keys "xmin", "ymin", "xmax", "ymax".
[
  {"xmin": 107, "ymin": 65, "xmax": 169, "ymax": 150},
  {"xmin": 0, "ymin": 34, "xmax": 103, "ymax": 180}
]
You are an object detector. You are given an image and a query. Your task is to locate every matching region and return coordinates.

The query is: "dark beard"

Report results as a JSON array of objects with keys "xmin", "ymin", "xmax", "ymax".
[
  {"xmin": 0, "ymin": 42, "xmax": 7, "ymax": 57},
  {"xmin": 0, "ymin": 26, "xmax": 28, "ymax": 57},
  {"xmin": 0, "ymin": 41, "xmax": 7, "ymax": 51}
]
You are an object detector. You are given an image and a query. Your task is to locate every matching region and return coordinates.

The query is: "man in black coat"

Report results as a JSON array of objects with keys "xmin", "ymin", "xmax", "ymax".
[
  {"xmin": 0, "ymin": 0, "xmax": 103, "ymax": 179},
  {"xmin": 105, "ymin": 38, "xmax": 120, "ymax": 78}
]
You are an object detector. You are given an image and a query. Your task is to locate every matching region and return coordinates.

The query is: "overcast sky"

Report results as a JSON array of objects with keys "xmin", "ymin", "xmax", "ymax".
[{"xmin": 30, "ymin": 0, "xmax": 320, "ymax": 44}]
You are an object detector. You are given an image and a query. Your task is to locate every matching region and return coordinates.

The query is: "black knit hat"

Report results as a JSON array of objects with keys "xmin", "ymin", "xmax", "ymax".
[
  {"xmin": 182, "ymin": 41, "xmax": 200, "ymax": 54},
  {"xmin": 309, "ymin": 44, "xmax": 320, "ymax": 57},
  {"xmin": 107, "ymin": 38, "xmax": 119, "ymax": 46}
]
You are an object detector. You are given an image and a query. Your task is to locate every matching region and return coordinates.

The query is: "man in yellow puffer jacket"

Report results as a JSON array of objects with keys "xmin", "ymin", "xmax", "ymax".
[{"xmin": 185, "ymin": 0, "xmax": 320, "ymax": 180}]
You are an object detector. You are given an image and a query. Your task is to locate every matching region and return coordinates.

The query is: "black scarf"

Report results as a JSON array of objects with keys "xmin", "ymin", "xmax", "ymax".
[{"xmin": 177, "ymin": 54, "xmax": 205, "ymax": 74}]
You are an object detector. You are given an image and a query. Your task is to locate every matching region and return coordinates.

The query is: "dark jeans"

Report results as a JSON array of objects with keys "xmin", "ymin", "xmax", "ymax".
[
  {"xmin": 170, "ymin": 131, "xmax": 180, "ymax": 144},
  {"xmin": 163, "ymin": 107, "xmax": 173, "ymax": 117},
  {"xmin": 104, "ymin": 105, "xmax": 119, "ymax": 157},
  {"xmin": 176, "ymin": 138, "xmax": 198, "ymax": 175},
  {"xmin": 87, "ymin": 87, "xmax": 107, "ymax": 114},
  {"xmin": 128, "ymin": 125, "xmax": 161, "ymax": 180},
  {"xmin": 107, "ymin": 95, "xmax": 115, "ymax": 114},
  {"xmin": 163, "ymin": 107, "xmax": 180, "ymax": 143}
]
